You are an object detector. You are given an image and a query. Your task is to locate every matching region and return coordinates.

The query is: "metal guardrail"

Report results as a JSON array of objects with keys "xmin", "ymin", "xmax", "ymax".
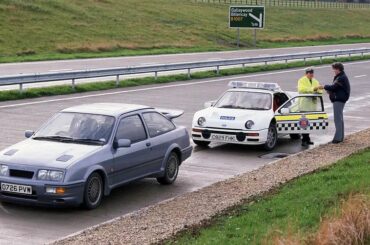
[{"xmin": 1, "ymin": 48, "xmax": 369, "ymax": 92}]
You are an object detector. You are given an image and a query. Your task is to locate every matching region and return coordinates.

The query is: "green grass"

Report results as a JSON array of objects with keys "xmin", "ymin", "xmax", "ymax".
[
  {"xmin": 1, "ymin": 54, "xmax": 369, "ymax": 103},
  {"xmin": 167, "ymin": 149, "xmax": 370, "ymax": 245},
  {"xmin": 1, "ymin": 0, "xmax": 370, "ymax": 63}
]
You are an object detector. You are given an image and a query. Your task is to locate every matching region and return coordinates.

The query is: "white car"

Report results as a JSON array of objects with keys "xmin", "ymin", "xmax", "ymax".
[{"xmin": 191, "ymin": 81, "xmax": 329, "ymax": 150}]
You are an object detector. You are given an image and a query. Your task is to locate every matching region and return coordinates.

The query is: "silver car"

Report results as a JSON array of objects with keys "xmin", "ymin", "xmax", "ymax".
[{"xmin": 0, "ymin": 103, "xmax": 192, "ymax": 209}]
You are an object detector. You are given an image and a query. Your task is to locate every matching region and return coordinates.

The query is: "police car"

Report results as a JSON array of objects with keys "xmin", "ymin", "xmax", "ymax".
[{"xmin": 191, "ymin": 81, "xmax": 328, "ymax": 150}]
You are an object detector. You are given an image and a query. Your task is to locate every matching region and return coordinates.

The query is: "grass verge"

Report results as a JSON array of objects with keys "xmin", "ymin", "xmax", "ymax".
[
  {"xmin": 1, "ymin": 0, "xmax": 370, "ymax": 62},
  {"xmin": 1, "ymin": 55, "xmax": 370, "ymax": 103},
  {"xmin": 165, "ymin": 148, "xmax": 370, "ymax": 245}
]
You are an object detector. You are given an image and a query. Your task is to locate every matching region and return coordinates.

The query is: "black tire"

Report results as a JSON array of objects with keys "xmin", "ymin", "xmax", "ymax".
[
  {"xmin": 83, "ymin": 172, "xmax": 103, "ymax": 210},
  {"xmin": 157, "ymin": 152, "xmax": 180, "ymax": 185},
  {"xmin": 290, "ymin": 134, "xmax": 301, "ymax": 140},
  {"xmin": 193, "ymin": 139, "xmax": 210, "ymax": 147},
  {"xmin": 264, "ymin": 123, "xmax": 278, "ymax": 151}
]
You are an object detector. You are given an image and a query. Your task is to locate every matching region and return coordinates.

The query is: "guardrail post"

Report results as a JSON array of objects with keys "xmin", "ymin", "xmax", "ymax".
[
  {"xmin": 216, "ymin": 66, "xmax": 220, "ymax": 75},
  {"xmin": 116, "ymin": 75, "xmax": 120, "ymax": 87},
  {"xmin": 361, "ymin": 52, "xmax": 364, "ymax": 58},
  {"xmin": 154, "ymin": 71, "xmax": 158, "ymax": 80},
  {"xmin": 264, "ymin": 61, "xmax": 267, "ymax": 68},
  {"xmin": 242, "ymin": 63, "xmax": 245, "ymax": 68},
  {"xmin": 320, "ymin": 56, "xmax": 322, "ymax": 64},
  {"xmin": 285, "ymin": 59, "xmax": 288, "ymax": 67},
  {"xmin": 187, "ymin": 68, "xmax": 191, "ymax": 79},
  {"xmin": 19, "ymin": 83, "xmax": 23, "ymax": 94},
  {"xmin": 72, "ymin": 78, "xmax": 75, "ymax": 91}
]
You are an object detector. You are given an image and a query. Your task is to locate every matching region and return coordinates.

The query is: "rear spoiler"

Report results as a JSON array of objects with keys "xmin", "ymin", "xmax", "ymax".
[{"xmin": 157, "ymin": 108, "xmax": 184, "ymax": 120}]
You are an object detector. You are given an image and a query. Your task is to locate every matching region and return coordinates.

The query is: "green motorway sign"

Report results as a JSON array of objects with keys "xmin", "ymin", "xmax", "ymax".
[{"xmin": 229, "ymin": 6, "xmax": 265, "ymax": 29}]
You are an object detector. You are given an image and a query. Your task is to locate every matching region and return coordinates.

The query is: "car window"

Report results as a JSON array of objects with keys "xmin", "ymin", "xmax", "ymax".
[
  {"xmin": 116, "ymin": 115, "xmax": 147, "ymax": 143},
  {"xmin": 143, "ymin": 112, "xmax": 176, "ymax": 137},
  {"xmin": 281, "ymin": 96, "xmax": 324, "ymax": 113},
  {"xmin": 215, "ymin": 91, "xmax": 272, "ymax": 110},
  {"xmin": 34, "ymin": 112, "xmax": 115, "ymax": 143}
]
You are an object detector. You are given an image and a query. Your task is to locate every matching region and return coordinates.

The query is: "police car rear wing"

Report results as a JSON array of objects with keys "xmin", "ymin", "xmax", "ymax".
[{"xmin": 228, "ymin": 81, "xmax": 282, "ymax": 92}]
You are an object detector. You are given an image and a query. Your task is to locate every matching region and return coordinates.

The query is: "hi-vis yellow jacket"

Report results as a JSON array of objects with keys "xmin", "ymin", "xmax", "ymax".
[{"xmin": 297, "ymin": 76, "xmax": 322, "ymax": 112}]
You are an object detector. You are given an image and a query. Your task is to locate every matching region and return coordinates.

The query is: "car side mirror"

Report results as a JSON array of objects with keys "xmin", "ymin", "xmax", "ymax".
[
  {"xmin": 113, "ymin": 139, "xmax": 131, "ymax": 149},
  {"xmin": 25, "ymin": 130, "xmax": 34, "ymax": 138},
  {"xmin": 204, "ymin": 100, "xmax": 215, "ymax": 108},
  {"xmin": 279, "ymin": 108, "xmax": 290, "ymax": 114}
]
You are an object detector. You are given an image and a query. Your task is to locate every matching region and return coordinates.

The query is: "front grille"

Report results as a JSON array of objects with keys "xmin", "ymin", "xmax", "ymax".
[{"xmin": 9, "ymin": 169, "xmax": 34, "ymax": 179}]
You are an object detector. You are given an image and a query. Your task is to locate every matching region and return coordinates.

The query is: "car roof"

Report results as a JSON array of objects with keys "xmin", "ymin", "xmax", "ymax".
[{"xmin": 61, "ymin": 103, "xmax": 153, "ymax": 117}]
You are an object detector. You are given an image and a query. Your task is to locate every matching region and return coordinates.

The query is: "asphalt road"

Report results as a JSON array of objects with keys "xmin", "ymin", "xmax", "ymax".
[
  {"xmin": 1, "ymin": 43, "xmax": 370, "ymax": 76},
  {"xmin": 0, "ymin": 60, "xmax": 369, "ymax": 244}
]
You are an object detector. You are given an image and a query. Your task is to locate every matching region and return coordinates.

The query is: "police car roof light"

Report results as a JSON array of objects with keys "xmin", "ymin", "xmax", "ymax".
[{"xmin": 228, "ymin": 81, "xmax": 281, "ymax": 91}]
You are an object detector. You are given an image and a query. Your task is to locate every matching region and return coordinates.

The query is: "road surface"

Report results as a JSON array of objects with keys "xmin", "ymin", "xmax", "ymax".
[{"xmin": 0, "ymin": 60, "xmax": 369, "ymax": 244}]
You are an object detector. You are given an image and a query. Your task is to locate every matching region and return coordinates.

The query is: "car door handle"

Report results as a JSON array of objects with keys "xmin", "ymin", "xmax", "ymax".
[{"xmin": 146, "ymin": 142, "xmax": 151, "ymax": 147}]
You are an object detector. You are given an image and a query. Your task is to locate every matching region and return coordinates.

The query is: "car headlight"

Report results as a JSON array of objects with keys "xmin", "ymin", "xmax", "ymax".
[
  {"xmin": 245, "ymin": 120, "xmax": 254, "ymax": 129},
  {"xmin": 37, "ymin": 170, "xmax": 64, "ymax": 182},
  {"xmin": 0, "ymin": 165, "xmax": 9, "ymax": 176},
  {"xmin": 198, "ymin": 117, "xmax": 206, "ymax": 126}
]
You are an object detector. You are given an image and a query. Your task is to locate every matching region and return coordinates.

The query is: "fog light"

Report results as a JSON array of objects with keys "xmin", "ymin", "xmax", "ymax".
[{"xmin": 46, "ymin": 187, "xmax": 56, "ymax": 194}]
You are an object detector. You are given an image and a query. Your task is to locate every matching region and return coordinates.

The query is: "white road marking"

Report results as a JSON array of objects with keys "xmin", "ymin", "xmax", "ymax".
[
  {"xmin": 48, "ymin": 69, "xmax": 72, "ymax": 72},
  {"xmin": 349, "ymin": 94, "xmax": 370, "ymax": 102},
  {"xmin": 139, "ymin": 63, "xmax": 158, "ymax": 66},
  {"xmin": 0, "ymin": 59, "xmax": 369, "ymax": 110},
  {"xmin": 354, "ymin": 74, "xmax": 367, "ymax": 78}
]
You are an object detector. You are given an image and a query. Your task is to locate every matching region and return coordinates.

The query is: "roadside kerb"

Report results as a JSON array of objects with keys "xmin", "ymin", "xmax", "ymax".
[{"xmin": 52, "ymin": 128, "xmax": 370, "ymax": 245}]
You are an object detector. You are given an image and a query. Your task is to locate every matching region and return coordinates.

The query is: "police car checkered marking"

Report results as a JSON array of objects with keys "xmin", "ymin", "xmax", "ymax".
[{"xmin": 277, "ymin": 121, "xmax": 329, "ymax": 132}]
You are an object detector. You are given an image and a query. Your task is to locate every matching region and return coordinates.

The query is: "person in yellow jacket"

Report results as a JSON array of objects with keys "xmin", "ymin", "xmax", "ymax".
[{"xmin": 297, "ymin": 67, "xmax": 323, "ymax": 146}]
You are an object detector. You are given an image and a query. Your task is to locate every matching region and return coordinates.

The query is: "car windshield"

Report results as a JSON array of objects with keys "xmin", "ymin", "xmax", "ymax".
[
  {"xmin": 33, "ymin": 112, "xmax": 115, "ymax": 145},
  {"xmin": 215, "ymin": 91, "xmax": 272, "ymax": 110}
]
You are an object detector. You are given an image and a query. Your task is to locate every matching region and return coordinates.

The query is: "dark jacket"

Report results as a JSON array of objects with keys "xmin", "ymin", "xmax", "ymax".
[{"xmin": 324, "ymin": 71, "xmax": 351, "ymax": 103}]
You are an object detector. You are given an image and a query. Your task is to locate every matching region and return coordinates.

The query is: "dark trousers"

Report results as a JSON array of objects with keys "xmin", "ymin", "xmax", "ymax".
[{"xmin": 302, "ymin": 134, "xmax": 311, "ymax": 143}]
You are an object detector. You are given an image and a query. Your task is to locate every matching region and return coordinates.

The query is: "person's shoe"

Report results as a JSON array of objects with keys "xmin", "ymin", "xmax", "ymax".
[
  {"xmin": 332, "ymin": 140, "xmax": 342, "ymax": 144},
  {"xmin": 307, "ymin": 141, "xmax": 314, "ymax": 145},
  {"xmin": 301, "ymin": 141, "xmax": 308, "ymax": 147}
]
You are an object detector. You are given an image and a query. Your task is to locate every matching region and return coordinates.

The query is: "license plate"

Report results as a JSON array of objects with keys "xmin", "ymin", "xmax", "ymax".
[
  {"xmin": 211, "ymin": 134, "xmax": 237, "ymax": 142},
  {"xmin": 1, "ymin": 182, "xmax": 32, "ymax": 195}
]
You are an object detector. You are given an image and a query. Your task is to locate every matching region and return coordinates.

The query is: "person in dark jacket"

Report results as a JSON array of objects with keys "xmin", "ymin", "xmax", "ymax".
[{"xmin": 315, "ymin": 62, "xmax": 350, "ymax": 144}]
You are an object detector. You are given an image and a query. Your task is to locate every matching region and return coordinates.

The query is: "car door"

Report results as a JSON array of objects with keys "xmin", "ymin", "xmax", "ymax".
[
  {"xmin": 142, "ymin": 112, "xmax": 176, "ymax": 171},
  {"xmin": 275, "ymin": 95, "xmax": 329, "ymax": 134},
  {"xmin": 112, "ymin": 114, "xmax": 153, "ymax": 185}
]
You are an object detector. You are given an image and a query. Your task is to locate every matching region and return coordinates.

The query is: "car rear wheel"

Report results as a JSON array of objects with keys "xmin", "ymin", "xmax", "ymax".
[
  {"xmin": 193, "ymin": 140, "xmax": 210, "ymax": 147},
  {"xmin": 157, "ymin": 152, "xmax": 179, "ymax": 185},
  {"xmin": 290, "ymin": 134, "xmax": 301, "ymax": 140},
  {"xmin": 83, "ymin": 172, "xmax": 103, "ymax": 210},
  {"xmin": 264, "ymin": 123, "xmax": 278, "ymax": 151}
]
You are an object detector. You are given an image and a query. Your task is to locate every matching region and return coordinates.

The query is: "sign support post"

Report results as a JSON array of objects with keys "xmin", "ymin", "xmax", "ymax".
[
  {"xmin": 253, "ymin": 29, "xmax": 257, "ymax": 47},
  {"xmin": 237, "ymin": 28, "xmax": 240, "ymax": 48}
]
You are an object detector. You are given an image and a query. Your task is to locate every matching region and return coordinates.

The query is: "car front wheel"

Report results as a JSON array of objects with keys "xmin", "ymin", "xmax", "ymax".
[
  {"xmin": 157, "ymin": 152, "xmax": 180, "ymax": 185},
  {"xmin": 83, "ymin": 172, "xmax": 103, "ymax": 210},
  {"xmin": 264, "ymin": 123, "xmax": 278, "ymax": 151}
]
